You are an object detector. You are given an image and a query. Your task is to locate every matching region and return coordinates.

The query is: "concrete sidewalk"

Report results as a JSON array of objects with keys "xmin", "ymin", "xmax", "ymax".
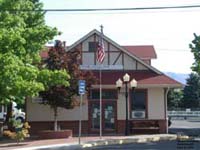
[{"xmin": 0, "ymin": 134, "xmax": 178, "ymax": 150}]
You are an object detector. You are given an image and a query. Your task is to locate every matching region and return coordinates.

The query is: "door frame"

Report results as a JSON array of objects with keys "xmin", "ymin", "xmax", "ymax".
[{"xmin": 88, "ymin": 100, "xmax": 117, "ymax": 134}]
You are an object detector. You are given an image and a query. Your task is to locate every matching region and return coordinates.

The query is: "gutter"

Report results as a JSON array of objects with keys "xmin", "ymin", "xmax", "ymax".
[{"xmin": 165, "ymin": 87, "xmax": 170, "ymax": 134}]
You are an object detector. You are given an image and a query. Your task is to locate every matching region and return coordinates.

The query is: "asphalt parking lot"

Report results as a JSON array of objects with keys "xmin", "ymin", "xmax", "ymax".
[
  {"xmin": 170, "ymin": 119, "xmax": 200, "ymax": 129},
  {"xmin": 169, "ymin": 119, "xmax": 200, "ymax": 136}
]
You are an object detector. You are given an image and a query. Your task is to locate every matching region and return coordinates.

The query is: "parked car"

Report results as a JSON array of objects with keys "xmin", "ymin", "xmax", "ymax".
[{"xmin": 0, "ymin": 102, "xmax": 25, "ymax": 123}]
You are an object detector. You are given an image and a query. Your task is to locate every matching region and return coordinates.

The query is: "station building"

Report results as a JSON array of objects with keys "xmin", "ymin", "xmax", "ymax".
[{"xmin": 27, "ymin": 29, "xmax": 182, "ymax": 135}]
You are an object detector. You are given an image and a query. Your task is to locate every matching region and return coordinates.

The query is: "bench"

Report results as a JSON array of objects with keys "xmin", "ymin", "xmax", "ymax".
[{"xmin": 130, "ymin": 120, "xmax": 160, "ymax": 134}]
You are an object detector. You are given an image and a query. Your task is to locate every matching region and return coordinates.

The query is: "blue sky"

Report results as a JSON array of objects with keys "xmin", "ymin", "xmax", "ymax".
[{"xmin": 40, "ymin": 0, "xmax": 200, "ymax": 73}]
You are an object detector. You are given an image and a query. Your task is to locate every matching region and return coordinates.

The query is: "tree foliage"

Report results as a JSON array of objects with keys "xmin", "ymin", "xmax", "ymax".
[
  {"xmin": 39, "ymin": 41, "xmax": 96, "ymax": 130},
  {"xmin": 0, "ymin": 0, "xmax": 68, "ymax": 105},
  {"xmin": 40, "ymin": 40, "xmax": 96, "ymax": 109},
  {"xmin": 181, "ymin": 33, "xmax": 200, "ymax": 109},
  {"xmin": 167, "ymin": 89, "xmax": 183, "ymax": 110},
  {"xmin": 182, "ymin": 73, "xmax": 200, "ymax": 108},
  {"xmin": 0, "ymin": 53, "xmax": 44, "ymax": 104},
  {"xmin": 190, "ymin": 33, "xmax": 200, "ymax": 74}
]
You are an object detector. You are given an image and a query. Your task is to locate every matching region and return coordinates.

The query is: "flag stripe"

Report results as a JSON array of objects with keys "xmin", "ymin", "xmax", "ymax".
[{"xmin": 96, "ymin": 38, "xmax": 105, "ymax": 63}]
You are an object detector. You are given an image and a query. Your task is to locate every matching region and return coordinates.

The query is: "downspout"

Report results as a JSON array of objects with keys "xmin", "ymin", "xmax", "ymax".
[{"xmin": 164, "ymin": 87, "xmax": 170, "ymax": 134}]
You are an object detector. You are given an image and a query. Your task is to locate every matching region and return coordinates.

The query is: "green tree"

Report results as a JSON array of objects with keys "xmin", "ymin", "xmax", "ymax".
[
  {"xmin": 182, "ymin": 33, "xmax": 200, "ymax": 109},
  {"xmin": 190, "ymin": 33, "xmax": 200, "ymax": 74},
  {"xmin": 0, "ymin": 0, "xmax": 69, "ymax": 125},
  {"xmin": 167, "ymin": 89, "xmax": 183, "ymax": 110},
  {"xmin": 182, "ymin": 73, "xmax": 200, "ymax": 108},
  {"xmin": 40, "ymin": 41, "xmax": 96, "ymax": 131}
]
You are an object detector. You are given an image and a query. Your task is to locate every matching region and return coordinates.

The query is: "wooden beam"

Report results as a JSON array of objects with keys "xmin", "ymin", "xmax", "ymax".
[{"xmin": 113, "ymin": 52, "xmax": 122, "ymax": 65}]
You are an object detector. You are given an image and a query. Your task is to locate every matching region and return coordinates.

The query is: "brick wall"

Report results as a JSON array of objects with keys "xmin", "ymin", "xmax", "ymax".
[
  {"xmin": 158, "ymin": 119, "xmax": 167, "ymax": 133},
  {"xmin": 29, "ymin": 121, "xmax": 88, "ymax": 136},
  {"xmin": 116, "ymin": 120, "xmax": 126, "ymax": 134},
  {"xmin": 29, "ymin": 119, "xmax": 167, "ymax": 136}
]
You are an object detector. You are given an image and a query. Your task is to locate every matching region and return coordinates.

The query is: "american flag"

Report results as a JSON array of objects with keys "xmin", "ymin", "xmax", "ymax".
[{"xmin": 96, "ymin": 38, "xmax": 105, "ymax": 64}]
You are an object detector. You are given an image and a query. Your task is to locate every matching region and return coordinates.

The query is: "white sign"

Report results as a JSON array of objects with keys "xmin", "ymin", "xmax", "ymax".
[{"xmin": 80, "ymin": 65, "xmax": 123, "ymax": 70}]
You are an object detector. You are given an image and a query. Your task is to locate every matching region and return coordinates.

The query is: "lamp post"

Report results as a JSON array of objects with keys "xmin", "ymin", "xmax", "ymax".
[{"xmin": 116, "ymin": 73, "xmax": 137, "ymax": 136}]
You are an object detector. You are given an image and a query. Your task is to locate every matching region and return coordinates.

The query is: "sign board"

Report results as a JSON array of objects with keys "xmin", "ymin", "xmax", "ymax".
[
  {"xmin": 79, "ymin": 80, "xmax": 86, "ymax": 95},
  {"xmin": 80, "ymin": 65, "xmax": 123, "ymax": 70}
]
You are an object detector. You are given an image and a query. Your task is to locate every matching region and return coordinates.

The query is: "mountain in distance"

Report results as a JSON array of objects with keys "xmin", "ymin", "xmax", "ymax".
[{"xmin": 165, "ymin": 72, "xmax": 189, "ymax": 85}]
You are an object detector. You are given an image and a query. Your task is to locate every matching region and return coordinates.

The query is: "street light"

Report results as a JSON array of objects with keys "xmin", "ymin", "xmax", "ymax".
[{"xmin": 116, "ymin": 73, "xmax": 137, "ymax": 136}]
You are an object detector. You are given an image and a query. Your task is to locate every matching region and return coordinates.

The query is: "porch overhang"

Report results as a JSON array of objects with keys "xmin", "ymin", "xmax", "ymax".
[{"xmin": 91, "ymin": 70, "xmax": 183, "ymax": 89}]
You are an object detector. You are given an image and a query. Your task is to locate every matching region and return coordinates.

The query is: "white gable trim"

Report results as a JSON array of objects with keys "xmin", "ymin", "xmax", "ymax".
[{"xmin": 67, "ymin": 29, "xmax": 162, "ymax": 75}]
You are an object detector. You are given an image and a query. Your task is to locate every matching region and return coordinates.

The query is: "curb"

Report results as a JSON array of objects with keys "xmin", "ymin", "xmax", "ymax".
[
  {"xmin": 82, "ymin": 134, "xmax": 177, "ymax": 148},
  {"xmin": 16, "ymin": 134, "xmax": 178, "ymax": 150}
]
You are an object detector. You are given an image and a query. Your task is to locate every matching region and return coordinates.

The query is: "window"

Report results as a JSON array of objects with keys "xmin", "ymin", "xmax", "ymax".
[
  {"xmin": 90, "ymin": 90, "xmax": 117, "ymax": 100},
  {"xmin": 131, "ymin": 90, "xmax": 146, "ymax": 119},
  {"xmin": 88, "ymin": 42, "xmax": 98, "ymax": 52}
]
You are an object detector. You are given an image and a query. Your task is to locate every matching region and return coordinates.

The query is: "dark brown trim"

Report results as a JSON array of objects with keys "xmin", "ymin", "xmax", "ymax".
[
  {"xmin": 107, "ymin": 51, "xmax": 122, "ymax": 52},
  {"xmin": 135, "ymin": 61, "xmax": 138, "ymax": 70},
  {"xmin": 80, "ymin": 43, "xmax": 83, "ymax": 65},
  {"xmin": 81, "ymin": 51, "xmax": 96, "ymax": 53},
  {"xmin": 113, "ymin": 52, "xmax": 122, "ymax": 65},
  {"xmin": 88, "ymin": 101, "xmax": 117, "ymax": 134},
  {"xmin": 164, "ymin": 88, "xmax": 167, "ymax": 120},
  {"xmin": 88, "ymin": 89, "xmax": 118, "ymax": 134},
  {"xmin": 146, "ymin": 89, "xmax": 149, "ymax": 119},
  {"xmin": 88, "ymin": 89, "xmax": 118, "ymax": 100}
]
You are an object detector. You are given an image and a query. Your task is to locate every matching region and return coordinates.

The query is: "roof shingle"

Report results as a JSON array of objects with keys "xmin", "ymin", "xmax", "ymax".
[
  {"xmin": 122, "ymin": 45, "xmax": 157, "ymax": 60},
  {"xmin": 92, "ymin": 71, "xmax": 182, "ymax": 87}
]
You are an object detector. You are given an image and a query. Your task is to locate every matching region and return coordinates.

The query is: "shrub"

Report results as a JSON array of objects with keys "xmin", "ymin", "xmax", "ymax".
[{"xmin": 3, "ymin": 121, "xmax": 31, "ymax": 144}]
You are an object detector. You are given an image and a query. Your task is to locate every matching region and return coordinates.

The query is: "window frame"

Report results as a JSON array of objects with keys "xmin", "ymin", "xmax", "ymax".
[
  {"xmin": 89, "ymin": 89, "xmax": 118, "ymax": 100},
  {"xmin": 129, "ymin": 89, "xmax": 148, "ymax": 119},
  {"xmin": 88, "ymin": 42, "xmax": 98, "ymax": 52}
]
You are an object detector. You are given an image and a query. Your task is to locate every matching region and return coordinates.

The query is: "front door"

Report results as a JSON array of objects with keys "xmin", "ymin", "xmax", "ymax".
[
  {"xmin": 103, "ymin": 102, "xmax": 116, "ymax": 131},
  {"xmin": 89, "ymin": 101, "xmax": 116, "ymax": 134}
]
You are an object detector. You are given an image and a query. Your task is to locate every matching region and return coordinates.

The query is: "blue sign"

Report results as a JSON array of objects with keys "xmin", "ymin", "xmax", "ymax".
[{"xmin": 79, "ymin": 80, "xmax": 86, "ymax": 95}]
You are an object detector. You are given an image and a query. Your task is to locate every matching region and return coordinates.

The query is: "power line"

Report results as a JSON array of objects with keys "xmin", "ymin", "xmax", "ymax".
[{"xmin": 2, "ymin": 4, "xmax": 200, "ymax": 12}]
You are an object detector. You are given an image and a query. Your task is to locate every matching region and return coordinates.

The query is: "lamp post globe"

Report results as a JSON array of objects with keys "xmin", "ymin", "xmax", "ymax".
[
  {"xmin": 116, "ymin": 78, "xmax": 123, "ymax": 90},
  {"xmin": 116, "ymin": 73, "xmax": 137, "ymax": 136},
  {"xmin": 123, "ymin": 73, "xmax": 130, "ymax": 82},
  {"xmin": 130, "ymin": 78, "xmax": 137, "ymax": 89}
]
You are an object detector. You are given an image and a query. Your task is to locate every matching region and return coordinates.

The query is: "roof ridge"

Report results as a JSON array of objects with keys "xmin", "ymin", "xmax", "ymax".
[{"xmin": 68, "ymin": 29, "xmax": 162, "ymax": 74}]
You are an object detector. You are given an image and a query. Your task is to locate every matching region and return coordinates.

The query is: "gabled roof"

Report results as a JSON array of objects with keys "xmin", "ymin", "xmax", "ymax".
[
  {"xmin": 67, "ymin": 29, "xmax": 162, "ymax": 75},
  {"xmin": 122, "ymin": 45, "xmax": 157, "ymax": 60}
]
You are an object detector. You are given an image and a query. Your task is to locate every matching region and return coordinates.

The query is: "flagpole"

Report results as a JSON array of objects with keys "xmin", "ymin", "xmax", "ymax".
[
  {"xmin": 99, "ymin": 25, "xmax": 103, "ymax": 139},
  {"xmin": 99, "ymin": 63, "xmax": 102, "ymax": 139}
]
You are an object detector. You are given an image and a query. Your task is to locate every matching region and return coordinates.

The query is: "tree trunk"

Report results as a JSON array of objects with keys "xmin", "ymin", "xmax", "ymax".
[
  {"xmin": 5, "ymin": 101, "xmax": 14, "ymax": 131},
  {"xmin": 53, "ymin": 107, "xmax": 58, "ymax": 131}
]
